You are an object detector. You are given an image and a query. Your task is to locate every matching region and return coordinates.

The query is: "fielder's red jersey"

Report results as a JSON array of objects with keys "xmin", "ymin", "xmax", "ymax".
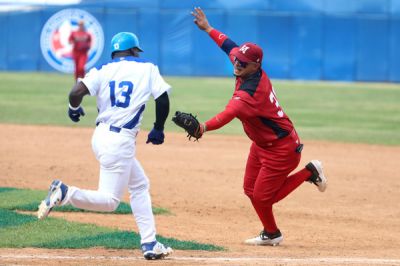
[
  {"xmin": 227, "ymin": 70, "xmax": 294, "ymax": 146},
  {"xmin": 204, "ymin": 29, "xmax": 295, "ymax": 147},
  {"xmin": 69, "ymin": 31, "xmax": 91, "ymax": 53}
]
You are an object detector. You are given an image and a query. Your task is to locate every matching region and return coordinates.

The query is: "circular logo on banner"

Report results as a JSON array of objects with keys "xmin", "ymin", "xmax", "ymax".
[{"xmin": 40, "ymin": 9, "xmax": 104, "ymax": 73}]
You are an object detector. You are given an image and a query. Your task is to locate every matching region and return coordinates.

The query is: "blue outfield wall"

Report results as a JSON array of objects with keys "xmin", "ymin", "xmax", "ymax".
[{"xmin": 0, "ymin": 0, "xmax": 400, "ymax": 82}]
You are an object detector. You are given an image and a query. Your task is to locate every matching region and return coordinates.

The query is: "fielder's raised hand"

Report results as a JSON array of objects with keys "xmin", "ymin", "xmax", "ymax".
[{"xmin": 191, "ymin": 7, "xmax": 213, "ymax": 33}]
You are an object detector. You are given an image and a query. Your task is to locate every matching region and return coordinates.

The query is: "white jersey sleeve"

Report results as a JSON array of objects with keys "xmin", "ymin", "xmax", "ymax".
[
  {"xmin": 151, "ymin": 65, "xmax": 171, "ymax": 99},
  {"xmin": 82, "ymin": 68, "xmax": 101, "ymax": 96}
]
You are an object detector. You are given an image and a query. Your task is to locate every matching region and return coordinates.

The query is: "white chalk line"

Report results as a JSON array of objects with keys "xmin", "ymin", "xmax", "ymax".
[{"xmin": 1, "ymin": 254, "xmax": 400, "ymax": 265}]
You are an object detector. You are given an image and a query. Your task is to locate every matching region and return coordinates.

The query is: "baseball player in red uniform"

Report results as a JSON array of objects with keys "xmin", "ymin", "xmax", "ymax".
[
  {"xmin": 69, "ymin": 20, "xmax": 91, "ymax": 80},
  {"xmin": 191, "ymin": 7, "xmax": 327, "ymax": 246}
]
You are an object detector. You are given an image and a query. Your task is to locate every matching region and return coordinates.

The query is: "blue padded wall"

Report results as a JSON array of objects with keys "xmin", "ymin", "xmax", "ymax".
[
  {"xmin": 389, "ymin": 18, "xmax": 400, "ymax": 82},
  {"xmin": 0, "ymin": 14, "xmax": 8, "ymax": 70},
  {"xmin": 1, "ymin": 0, "xmax": 399, "ymax": 82},
  {"xmin": 356, "ymin": 16, "xmax": 389, "ymax": 81},
  {"xmin": 138, "ymin": 9, "xmax": 160, "ymax": 65},
  {"xmin": 323, "ymin": 16, "xmax": 356, "ymax": 81},
  {"xmin": 392, "ymin": 0, "xmax": 400, "ymax": 15},
  {"xmin": 259, "ymin": 15, "xmax": 291, "ymax": 79},
  {"xmin": 270, "ymin": 0, "xmax": 324, "ymax": 12},
  {"xmin": 160, "ymin": 11, "xmax": 194, "ymax": 75},
  {"xmin": 290, "ymin": 15, "xmax": 323, "ymax": 80},
  {"xmin": 7, "ymin": 11, "xmax": 42, "ymax": 70}
]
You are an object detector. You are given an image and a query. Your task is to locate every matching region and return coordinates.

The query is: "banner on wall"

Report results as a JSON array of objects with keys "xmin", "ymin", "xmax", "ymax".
[{"xmin": 40, "ymin": 8, "xmax": 104, "ymax": 73}]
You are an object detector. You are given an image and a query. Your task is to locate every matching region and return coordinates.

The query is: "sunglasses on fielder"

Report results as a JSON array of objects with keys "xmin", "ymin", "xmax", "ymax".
[{"xmin": 234, "ymin": 57, "xmax": 248, "ymax": 68}]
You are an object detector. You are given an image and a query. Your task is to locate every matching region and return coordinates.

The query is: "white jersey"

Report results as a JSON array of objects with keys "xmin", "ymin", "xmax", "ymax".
[{"xmin": 82, "ymin": 56, "xmax": 171, "ymax": 130}]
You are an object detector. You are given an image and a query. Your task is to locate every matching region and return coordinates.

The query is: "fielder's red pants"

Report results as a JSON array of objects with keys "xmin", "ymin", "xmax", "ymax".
[
  {"xmin": 73, "ymin": 52, "xmax": 88, "ymax": 80},
  {"xmin": 243, "ymin": 130, "xmax": 312, "ymax": 233}
]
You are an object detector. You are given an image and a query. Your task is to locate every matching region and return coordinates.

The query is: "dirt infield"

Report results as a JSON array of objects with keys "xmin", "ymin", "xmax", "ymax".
[{"xmin": 1, "ymin": 124, "xmax": 400, "ymax": 265}]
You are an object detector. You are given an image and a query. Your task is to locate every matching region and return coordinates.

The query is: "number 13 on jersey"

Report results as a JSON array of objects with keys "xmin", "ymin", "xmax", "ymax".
[{"xmin": 109, "ymin": 80, "xmax": 134, "ymax": 108}]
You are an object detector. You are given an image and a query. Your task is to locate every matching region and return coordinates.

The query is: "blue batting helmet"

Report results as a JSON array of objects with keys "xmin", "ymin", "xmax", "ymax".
[{"xmin": 110, "ymin": 32, "xmax": 143, "ymax": 53}]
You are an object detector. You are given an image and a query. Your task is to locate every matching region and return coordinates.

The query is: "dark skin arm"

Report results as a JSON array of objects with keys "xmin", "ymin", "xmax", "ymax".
[{"xmin": 69, "ymin": 81, "xmax": 90, "ymax": 107}]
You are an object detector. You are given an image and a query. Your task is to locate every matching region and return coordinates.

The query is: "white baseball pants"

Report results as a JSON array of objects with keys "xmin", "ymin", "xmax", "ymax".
[{"xmin": 61, "ymin": 123, "xmax": 157, "ymax": 244}]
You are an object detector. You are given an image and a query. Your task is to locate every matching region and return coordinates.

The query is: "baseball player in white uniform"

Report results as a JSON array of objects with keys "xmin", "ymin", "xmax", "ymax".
[{"xmin": 37, "ymin": 32, "xmax": 173, "ymax": 260}]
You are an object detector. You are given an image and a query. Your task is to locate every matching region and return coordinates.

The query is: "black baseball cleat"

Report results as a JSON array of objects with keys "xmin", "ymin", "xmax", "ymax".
[
  {"xmin": 306, "ymin": 160, "xmax": 327, "ymax": 192},
  {"xmin": 244, "ymin": 230, "xmax": 283, "ymax": 246}
]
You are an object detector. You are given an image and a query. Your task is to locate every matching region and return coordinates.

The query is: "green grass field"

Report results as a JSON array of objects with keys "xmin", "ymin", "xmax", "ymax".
[
  {"xmin": 0, "ymin": 209, "xmax": 222, "ymax": 250},
  {"xmin": 0, "ymin": 72, "xmax": 399, "ymax": 145},
  {"xmin": 0, "ymin": 187, "xmax": 222, "ymax": 250}
]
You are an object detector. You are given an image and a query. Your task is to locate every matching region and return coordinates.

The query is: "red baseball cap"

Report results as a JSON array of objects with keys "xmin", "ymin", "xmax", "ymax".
[{"xmin": 232, "ymin": 42, "xmax": 263, "ymax": 64}]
